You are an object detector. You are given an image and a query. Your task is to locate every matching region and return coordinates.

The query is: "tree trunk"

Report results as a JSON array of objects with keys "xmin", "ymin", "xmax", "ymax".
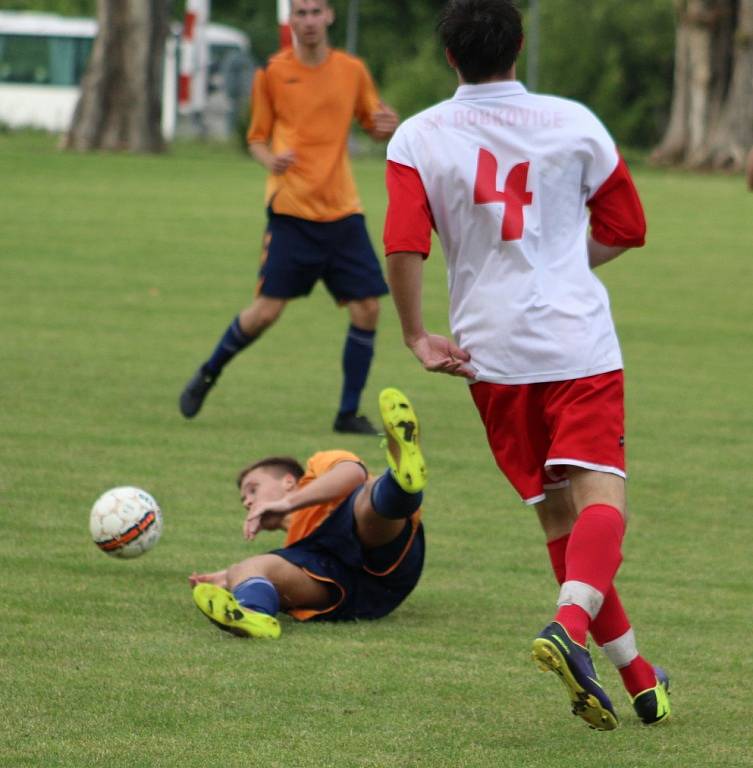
[
  {"xmin": 65, "ymin": 0, "xmax": 170, "ymax": 153},
  {"xmin": 652, "ymin": 0, "xmax": 753, "ymax": 171}
]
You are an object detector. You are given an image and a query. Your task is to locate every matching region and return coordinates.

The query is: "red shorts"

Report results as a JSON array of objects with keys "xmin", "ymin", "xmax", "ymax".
[{"xmin": 470, "ymin": 371, "xmax": 626, "ymax": 504}]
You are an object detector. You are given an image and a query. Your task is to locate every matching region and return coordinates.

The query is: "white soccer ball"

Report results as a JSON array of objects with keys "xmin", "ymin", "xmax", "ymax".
[{"xmin": 89, "ymin": 486, "xmax": 162, "ymax": 558}]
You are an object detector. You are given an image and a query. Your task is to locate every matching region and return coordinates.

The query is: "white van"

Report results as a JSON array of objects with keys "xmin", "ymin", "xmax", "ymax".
[{"xmin": 0, "ymin": 11, "xmax": 253, "ymax": 139}]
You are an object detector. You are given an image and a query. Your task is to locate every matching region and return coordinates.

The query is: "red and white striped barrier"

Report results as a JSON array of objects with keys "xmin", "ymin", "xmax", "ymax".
[
  {"xmin": 278, "ymin": 0, "xmax": 292, "ymax": 48},
  {"xmin": 179, "ymin": 0, "xmax": 210, "ymax": 114}
]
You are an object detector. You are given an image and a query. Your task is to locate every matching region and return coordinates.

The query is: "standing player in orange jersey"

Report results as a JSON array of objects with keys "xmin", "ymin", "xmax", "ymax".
[{"xmin": 179, "ymin": 0, "xmax": 399, "ymax": 434}]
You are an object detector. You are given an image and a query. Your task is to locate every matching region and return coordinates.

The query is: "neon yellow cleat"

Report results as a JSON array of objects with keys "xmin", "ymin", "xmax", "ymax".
[
  {"xmin": 379, "ymin": 387, "xmax": 427, "ymax": 493},
  {"xmin": 192, "ymin": 583, "xmax": 281, "ymax": 639}
]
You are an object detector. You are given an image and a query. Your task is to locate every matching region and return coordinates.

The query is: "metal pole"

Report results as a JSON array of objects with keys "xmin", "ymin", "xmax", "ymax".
[
  {"xmin": 527, "ymin": 0, "xmax": 540, "ymax": 91},
  {"xmin": 346, "ymin": 0, "xmax": 360, "ymax": 54}
]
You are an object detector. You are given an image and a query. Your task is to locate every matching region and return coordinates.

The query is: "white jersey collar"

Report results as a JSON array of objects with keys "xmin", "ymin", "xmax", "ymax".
[{"xmin": 453, "ymin": 80, "xmax": 528, "ymax": 101}]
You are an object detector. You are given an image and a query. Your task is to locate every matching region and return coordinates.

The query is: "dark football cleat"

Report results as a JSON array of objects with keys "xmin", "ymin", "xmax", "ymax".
[
  {"xmin": 532, "ymin": 621, "xmax": 618, "ymax": 731},
  {"xmin": 632, "ymin": 666, "xmax": 671, "ymax": 725},
  {"xmin": 179, "ymin": 367, "xmax": 218, "ymax": 418},
  {"xmin": 333, "ymin": 412, "xmax": 378, "ymax": 435}
]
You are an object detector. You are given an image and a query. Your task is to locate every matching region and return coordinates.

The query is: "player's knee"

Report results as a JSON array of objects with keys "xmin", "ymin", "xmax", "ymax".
[
  {"xmin": 349, "ymin": 297, "xmax": 380, "ymax": 329},
  {"xmin": 241, "ymin": 299, "xmax": 285, "ymax": 334},
  {"xmin": 226, "ymin": 556, "xmax": 271, "ymax": 588}
]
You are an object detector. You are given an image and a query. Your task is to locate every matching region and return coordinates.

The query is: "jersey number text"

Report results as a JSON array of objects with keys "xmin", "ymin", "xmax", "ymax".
[{"xmin": 473, "ymin": 149, "xmax": 532, "ymax": 241}]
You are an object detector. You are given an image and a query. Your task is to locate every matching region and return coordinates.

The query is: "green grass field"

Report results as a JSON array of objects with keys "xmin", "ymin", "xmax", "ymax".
[{"xmin": 2, "ymin": 132, "xmax": 752, "ymax": 767}]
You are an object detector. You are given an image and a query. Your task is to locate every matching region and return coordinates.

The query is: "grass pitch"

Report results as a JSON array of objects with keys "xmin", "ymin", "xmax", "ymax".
[{"xmin": 1, "ymin": 133, "xmax": 752, "ymax": 767}]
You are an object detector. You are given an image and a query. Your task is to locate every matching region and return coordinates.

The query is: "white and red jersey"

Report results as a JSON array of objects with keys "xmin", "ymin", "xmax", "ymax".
[{"xmin": 384, "ymin": 81, "xmax": 646, "ymax": 385}]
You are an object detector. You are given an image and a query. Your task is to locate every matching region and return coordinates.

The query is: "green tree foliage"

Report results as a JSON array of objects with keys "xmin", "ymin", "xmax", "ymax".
[
  {"xmin": 517, "ymin": 0, "xmax": 676, "ymax": 148},
  {"xmin": 214, "ymin": 0, "xmax": 674, "ymax": 148},
  {"xmin": 8, "ymin": 0, "xmax": 95, "ymax": 14},
  {"xmin": 18, "ymin": 0, "xmax": 676, "ymax": 147}
]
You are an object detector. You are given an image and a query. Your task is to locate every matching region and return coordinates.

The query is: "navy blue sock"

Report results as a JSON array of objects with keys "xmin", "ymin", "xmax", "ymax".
[
  {"xmin": 203, "ymin": 316, "xmax": 257, "ymax": 376},
  {"xmin": 231, "ymin": 577, "xmax": 280, "ymax": 616},
  {"xmin": 370, "ymin": 469, "xmax": 423, "ymax": 520},
  {"xmin": 338, "ymin": 324, "xmax": 375, "ymax": 416}
]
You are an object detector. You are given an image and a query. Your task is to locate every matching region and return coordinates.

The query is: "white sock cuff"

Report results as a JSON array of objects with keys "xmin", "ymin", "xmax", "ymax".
[
  {"xmin": 600, "ymin": 628, "xmax": 638, "ymax": 668},
  {"xmin": 557, "ymin": 580, "xmax": 604, "ymax": 620}
]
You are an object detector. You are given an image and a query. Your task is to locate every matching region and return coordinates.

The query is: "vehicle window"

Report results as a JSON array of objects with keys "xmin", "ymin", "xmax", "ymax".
[{"xmin": 0, "ymin": 34, "xmax": 92, "ymax": 86}]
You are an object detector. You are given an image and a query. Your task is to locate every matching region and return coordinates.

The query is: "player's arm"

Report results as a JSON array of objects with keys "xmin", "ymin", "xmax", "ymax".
[
  {"xmin": 587, "ymin": 155, "xmax": 646, "ymax": 269},
  {"xmin": 369, "ymin": 101, "xmax": 399, "ymax": 141},
  {"xmin": 246, "ymin": 67, "xmax": 296, "ymax": 175},
  {"xmin": 248, "ymin": 141, "xmax": 296, "ymax": 175},
  {"xmin": 243, "ymin": 461, "xmax": 367, "ymax": 540},
  {"xmin": 284, "ymin": 461, "xmax": 367, "ymax": 511},
  {"xmin": 387, "ymin": 254, "xmax": 473, "ymax": 377},
  {"xmin": 384, "ymin": 159, "xmax": 473, "ymax": 377},
  {"xmin": 355, "ymin": 62, "xmax": 398, "ymax": 141}
]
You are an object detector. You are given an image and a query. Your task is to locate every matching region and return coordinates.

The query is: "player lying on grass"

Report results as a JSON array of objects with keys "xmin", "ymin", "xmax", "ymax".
[{"xmin": 189, "ymin": 388, "xmax": 426, "ymax": 638}]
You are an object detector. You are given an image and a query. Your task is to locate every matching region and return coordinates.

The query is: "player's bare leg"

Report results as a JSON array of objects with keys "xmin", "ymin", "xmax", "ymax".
[
  {"xmin": 193, "ymin": 553, "xmax": 333, "ymax": 640},
  {"xmin": 334, "ymin": 297, "xmax": 381, "ymax": 434},
  {"xmin": 347, "ymin": 297, "xmax": 380, "ymax": 332},
  {"xmin": 238, "ymin": 295, "xmax": 287, "ymax": 337},
  {"xmin": 353, "ymin": 478, "xmax": 406, "ymax": 549},
  {"xmin": 225, "ymin": 553, "xmax": 332, "ymax": 612}
]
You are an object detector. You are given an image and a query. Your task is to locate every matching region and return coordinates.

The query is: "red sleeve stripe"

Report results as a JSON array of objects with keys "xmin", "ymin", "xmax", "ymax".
[
  {"xmin": 383, "ymin": 160, "xmax": 434, "ymax": 257},
  {"xmin": 587, "ymin": 155, "xmax": 647, "ymax": 248}
]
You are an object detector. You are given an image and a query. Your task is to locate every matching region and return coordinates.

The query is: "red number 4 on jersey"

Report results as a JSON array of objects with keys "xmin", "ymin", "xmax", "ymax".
[{"xmin": 473, "ymin": 148, "xmax": 533, "ymax": 241}]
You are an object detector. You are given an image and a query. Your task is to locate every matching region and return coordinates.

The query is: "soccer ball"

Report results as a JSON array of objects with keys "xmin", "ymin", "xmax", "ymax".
[{"xmin": 90, "ymin": 486, "xmax": 162, "ymax": 558}]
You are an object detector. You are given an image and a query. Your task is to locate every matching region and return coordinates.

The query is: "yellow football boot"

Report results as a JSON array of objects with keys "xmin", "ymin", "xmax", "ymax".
[
  {"xmin": 192, "ymin": 583, "xmax": 281, "ymax": 639},
  {"xmin": 379, "ymin": 387, "xmax": 427, "ymax": 493}
]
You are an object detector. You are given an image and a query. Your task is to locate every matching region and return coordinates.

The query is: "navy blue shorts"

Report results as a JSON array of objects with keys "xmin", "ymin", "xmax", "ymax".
[
  {"xmin": 270, "ymin": 488, "xmax": 424, "ymax": 622},
  {"xmin": 258, "ymin": 210, "xmax": 389, "ymax": 302}
]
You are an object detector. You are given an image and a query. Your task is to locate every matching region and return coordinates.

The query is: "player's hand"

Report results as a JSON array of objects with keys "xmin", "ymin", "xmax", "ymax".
[
  {"xmin": 409, "ymin": 333, "xmax": 475, "ymax": 379},
  {"xmin": 188, "ymin": 570, "xmax": 227, "ymax": 588},
  {"xmin": 370, "ymin": 102, "xmax": 399, "ymax": 140},
  {"xmin": 270, "ymin": 149, "xmax": 296, "ymax": 175},
  {"xmin": 243, "ymin": 497, "xmax": 293, "ymax": 541}
]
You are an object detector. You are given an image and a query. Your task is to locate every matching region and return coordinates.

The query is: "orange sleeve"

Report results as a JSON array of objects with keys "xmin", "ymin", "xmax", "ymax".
[
  {"xmin": 283, "ymin": 450, "xmax": 365, "ymax": 547},
  {"xmin": 304, "ymin": 450, "xmax": 363, "ymax": 479},
  {"xmin": 353, "ymin": 60, "xmax": 380, "ymax": 133},
  {"xmin": 247, "ymin": 68, "xmax": 274, "ymax": 145}
]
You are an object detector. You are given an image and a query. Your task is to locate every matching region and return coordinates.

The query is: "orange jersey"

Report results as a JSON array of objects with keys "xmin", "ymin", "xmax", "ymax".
[
  {"xmin": 247, "ymin": 48, "xmax": 381, "ymax": 222},
  {"xmin": 283, "ymin": 450, "xmax": 365, "ymax": 546}
]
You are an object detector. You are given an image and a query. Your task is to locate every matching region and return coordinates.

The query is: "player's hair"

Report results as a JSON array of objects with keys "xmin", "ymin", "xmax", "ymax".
[
  {"xmin": 438, "ymin": 0, "xmax": 523, "ymax": 84},
  {"xmin": 236, "ymin": 456, "xmax": 305, "ymax": 487},
  {"xmin": 291, "ymin": 0, "xmax": 330, "ymax": 9}
]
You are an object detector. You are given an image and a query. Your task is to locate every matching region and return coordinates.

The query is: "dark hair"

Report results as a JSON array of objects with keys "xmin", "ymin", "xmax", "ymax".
[
  {"xmin": 236, "ymin": 456, "xmax": 305, "ymax": 487},
  {"xmin": 438, "ymin": 0, "xmax": 523, "ymax": 84}
]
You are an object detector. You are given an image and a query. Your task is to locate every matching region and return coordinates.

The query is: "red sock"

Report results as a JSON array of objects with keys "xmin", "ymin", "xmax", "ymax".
[
  {"xmin": 592, "ymin": 593, "xmax": 657, "ymax": 697},
  {"xmin": 618, "ymin": 657, "xmax": 658, "ymax": 697},
  {"xmin": 553, "ymin": 504, "xmax": 624, "ymax": 644},
  {"xmin": 547, "ymin": 534, "xmax": 590, "ymax": 643},
  {"xmin": 547, "ymin": 533, "xmax": 656, "ymax": 696}
]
